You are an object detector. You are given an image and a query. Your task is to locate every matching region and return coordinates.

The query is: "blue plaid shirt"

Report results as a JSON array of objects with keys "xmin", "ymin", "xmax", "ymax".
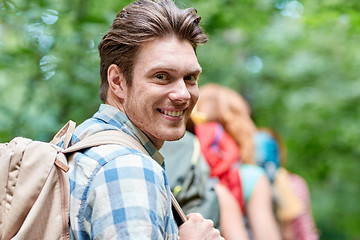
[{"xmin": 69, "ymin": 104, "xmax": 178, "ymax": 239}]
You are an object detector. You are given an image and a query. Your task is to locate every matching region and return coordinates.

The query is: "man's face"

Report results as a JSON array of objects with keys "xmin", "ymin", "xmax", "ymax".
[{"xmin": 122, "ymin": 37, "xmax": 201, "ymax": 148}]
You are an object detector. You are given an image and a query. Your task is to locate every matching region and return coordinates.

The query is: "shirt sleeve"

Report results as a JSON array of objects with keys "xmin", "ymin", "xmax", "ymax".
[{"xmin": 85, "ymin": 152, "xmax": 173, "ymax": 239}]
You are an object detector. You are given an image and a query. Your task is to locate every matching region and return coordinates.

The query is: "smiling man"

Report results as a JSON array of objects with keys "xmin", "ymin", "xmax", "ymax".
[
  {"xmin": 106, "ymin": 37, "xmax": 202, "ymax": 148},
  {"xmin": 68, "ymin": 0, "xmax": 223, "ymax": 239}
]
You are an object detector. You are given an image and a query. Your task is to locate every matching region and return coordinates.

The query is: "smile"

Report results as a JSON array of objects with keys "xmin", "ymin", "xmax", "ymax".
[{"xmin": 159, "ymin": 109, "xmax": 185, "ymax": 117}]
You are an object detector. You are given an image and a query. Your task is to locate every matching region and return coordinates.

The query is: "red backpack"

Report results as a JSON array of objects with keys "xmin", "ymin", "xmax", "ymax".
[{"xmin": 195, "ymin": 122, "xmax": 245, "ymax": 213}]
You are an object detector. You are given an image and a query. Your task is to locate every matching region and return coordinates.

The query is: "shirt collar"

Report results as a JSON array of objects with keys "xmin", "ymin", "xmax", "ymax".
[{"xmin": 94, "ymin": 104, "xmax": 164, "ymax": 166}]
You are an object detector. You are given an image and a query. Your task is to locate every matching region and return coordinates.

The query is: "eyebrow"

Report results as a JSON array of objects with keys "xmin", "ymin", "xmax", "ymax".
[
  {"xmin": 190, "ymin": 67, "xmax": 203, "ymax": 75},
  {"xmin": 147, "ymin": 65, "xmax": 202, "ymax": 75}
]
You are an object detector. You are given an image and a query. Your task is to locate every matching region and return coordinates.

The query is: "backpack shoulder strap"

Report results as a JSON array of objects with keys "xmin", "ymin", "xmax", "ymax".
[
  {"xmin": 191, "ymin": 136, "xmax": 201, "ymax": 165},
  {"xmin": 63, "ymin": 130, "xmax": 146, "ymax": 154},
  {"xmin": 64, "ymin": 129, "xmax": 187, "ymax": 225},
  {"xmin": 50, "ymin": 120, "xmax": 76, "ymax": 149}
]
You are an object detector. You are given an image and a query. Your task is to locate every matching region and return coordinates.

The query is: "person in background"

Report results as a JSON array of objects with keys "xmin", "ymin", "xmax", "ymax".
[
  {"xmin": 255, "ymin": 128, "xmax": 319, "ymax": 240},
  {"xmin": 161, "ymin": 120, "xmax": 250, "ymax": 240},
  {"xmin": 194, "ymin": 83, "xmax": 281, "ymax": 240},
  {"xmin": 67, "ymin": 1, "xmax": 223, "ymax": 239}
]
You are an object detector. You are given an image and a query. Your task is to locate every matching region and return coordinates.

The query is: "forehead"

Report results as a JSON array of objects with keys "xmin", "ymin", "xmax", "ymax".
[{"xmin": 134, "ymin": 37, "xmax": 201, "ymax": 74}]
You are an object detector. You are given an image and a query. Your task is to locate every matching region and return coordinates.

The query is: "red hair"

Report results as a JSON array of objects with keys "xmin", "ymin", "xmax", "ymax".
[{"xmin": 196, "ymin": 83, "xmax": 257, "ymax": 164}]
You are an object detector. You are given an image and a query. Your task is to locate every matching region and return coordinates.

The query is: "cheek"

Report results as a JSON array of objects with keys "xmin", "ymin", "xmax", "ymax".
[{"xmin": 190, "ymin": 86, "xmax": 199, "ymax": 103}]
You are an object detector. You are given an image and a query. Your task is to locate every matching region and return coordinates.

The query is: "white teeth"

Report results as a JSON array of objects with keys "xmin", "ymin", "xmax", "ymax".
[{"xmin": 162, "ymin": 110, "xmax": 184, "ymax": 117}]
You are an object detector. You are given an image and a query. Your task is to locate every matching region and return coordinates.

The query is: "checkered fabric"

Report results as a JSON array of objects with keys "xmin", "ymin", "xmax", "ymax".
[
  {"xmin": 68, "ymin": 104, "xmax": 178, "ymax": 239},
  {"xmin": 289, "ymin": 174, "xmax": 319, "ymax": 240}
]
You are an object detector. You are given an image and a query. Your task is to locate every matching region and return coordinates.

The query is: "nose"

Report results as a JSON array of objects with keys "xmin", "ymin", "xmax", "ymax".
[{"xmin": 168, "ymin": 79, "xmax": 191, "ymax": 103}]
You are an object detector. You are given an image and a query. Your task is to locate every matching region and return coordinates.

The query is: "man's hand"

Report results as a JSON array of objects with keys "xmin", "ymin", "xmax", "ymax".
[{"xmin": 178, "ymin": 213, "xmax": 224, "ymax": 240}]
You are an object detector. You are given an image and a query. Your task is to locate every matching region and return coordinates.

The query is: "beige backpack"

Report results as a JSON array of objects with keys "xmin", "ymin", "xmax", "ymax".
[{"xmin": 0, "ymin": 121, "xmax": 186, "ymax": 240}]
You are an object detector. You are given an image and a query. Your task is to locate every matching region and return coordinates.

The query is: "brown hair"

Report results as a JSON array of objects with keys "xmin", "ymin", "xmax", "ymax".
[
  {"xmin": 196, "ymin": 83, "xmax": 257, "ymax": 164},
  {"xmin": 98, "ymin": 0, "xmax": 208, "ymax": 102}
]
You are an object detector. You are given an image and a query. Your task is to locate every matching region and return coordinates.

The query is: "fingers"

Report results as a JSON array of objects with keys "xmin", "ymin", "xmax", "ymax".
[
  {"xmin": 186, "ymin": 212, "xmax": 204, "ymax": 221},
  {"xmin": 210, "ymin": 227, "xmax": 224, "ymax": 240},
  {"xmin": 186, "ymin": 213, "xmax": 214, "ymax": 229},
  {"xmin": 183, "ymin": 213, "xmax": 223, "ymax": 240}
]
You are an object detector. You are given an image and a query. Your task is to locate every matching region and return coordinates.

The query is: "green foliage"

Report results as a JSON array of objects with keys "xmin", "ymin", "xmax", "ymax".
[{"xmin": 1, "ymin": 0, "xmax": 359, "ymax": 238}]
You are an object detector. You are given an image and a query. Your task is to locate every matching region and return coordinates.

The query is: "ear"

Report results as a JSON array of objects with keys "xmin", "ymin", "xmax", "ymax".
[{"xmin": 107, "ymin": 64, "xmax": 127, "ymax": 99}]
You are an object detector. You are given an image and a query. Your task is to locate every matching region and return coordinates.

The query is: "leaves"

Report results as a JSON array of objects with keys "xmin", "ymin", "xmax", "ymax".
[{"xmin": 0, "ymin": 0, "xmax": 359, "ymax": 238}]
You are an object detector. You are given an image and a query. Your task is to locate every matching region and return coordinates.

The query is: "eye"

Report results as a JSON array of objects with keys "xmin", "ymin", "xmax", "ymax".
[
  {"xmin": 184, "ymin": 75, "xmax": 198, "ymax": 84},
  {"xmin": 155, "ymin": 73, "xmax": 169, "ymax": 80}
]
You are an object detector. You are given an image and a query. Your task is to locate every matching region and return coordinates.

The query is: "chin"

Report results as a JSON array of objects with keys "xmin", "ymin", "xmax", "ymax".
[{"xmin": 163, "ymin": 129, "xmax": 186, "ymax": 141}]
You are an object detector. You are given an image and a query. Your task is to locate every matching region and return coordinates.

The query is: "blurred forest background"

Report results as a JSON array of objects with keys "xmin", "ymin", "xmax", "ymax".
[{"xmin": 0, "ymin": 0, "xmax": 359, "ymax": 239}]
